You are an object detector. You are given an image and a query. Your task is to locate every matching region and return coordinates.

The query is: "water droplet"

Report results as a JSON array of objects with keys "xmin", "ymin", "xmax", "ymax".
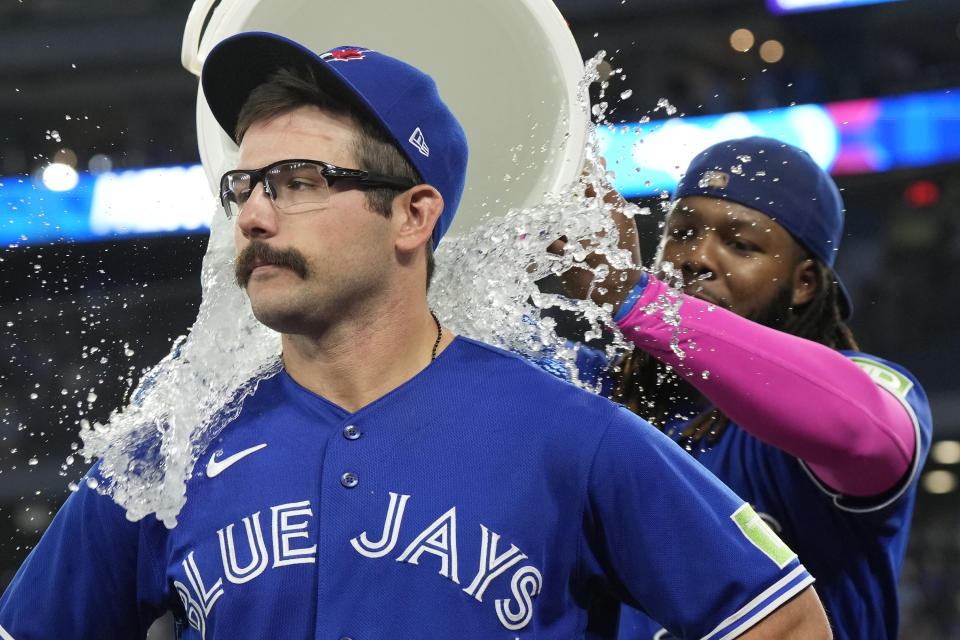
[
  {"xmin": 620, "ymin": 89, "xmax": 633, "ymax": 100},
  {"xmin": 27, "ymin": 457, "xmax": 38, "ymax": 466},
  {"xmin": 654, "ymin": 98, "xmax": 677, "ymax": 115},
  {"xmin": 701, "ymin": 370, "xmax": 710, "ymax": 380}
]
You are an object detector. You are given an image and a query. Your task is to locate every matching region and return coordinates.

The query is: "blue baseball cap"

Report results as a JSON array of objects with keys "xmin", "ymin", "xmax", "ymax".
[
  {"xmin": 674, "ymin": 136, "xmax": 852, "ymax": 318},
  {"xmin": 200, "ymin": 32, "xmax": 468, "ymax": 247}
]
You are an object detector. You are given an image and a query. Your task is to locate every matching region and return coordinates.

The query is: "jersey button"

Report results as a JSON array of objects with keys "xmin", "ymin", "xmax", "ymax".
[
  {"xmin": 340, "ymin": 472, "xmax": 359, "ymax": 489},
  {"xmin": 343, "ymin": 424, "xmax": 361, "ymax": 440}
]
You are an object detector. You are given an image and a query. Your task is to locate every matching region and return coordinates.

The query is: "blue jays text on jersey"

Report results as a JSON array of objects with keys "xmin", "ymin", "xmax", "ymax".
[{"xmin": 0, "ymin": 337, "xmax": 815, "ymax": 639}]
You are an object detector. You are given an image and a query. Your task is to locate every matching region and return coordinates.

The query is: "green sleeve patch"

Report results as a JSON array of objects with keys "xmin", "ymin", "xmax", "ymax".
[
  {"xmin": 731, "ymin": 504, "xmax": 796, "ymax": 569},
  {"xmin": 848, "ymin": 356, "xmax": 913, "ymax": 400}
]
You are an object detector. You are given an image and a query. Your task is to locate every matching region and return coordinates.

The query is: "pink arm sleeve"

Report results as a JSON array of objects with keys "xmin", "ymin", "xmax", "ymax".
[{"xmin": 615, "ymin": 276, "xmax": 916, "ymax": 497}]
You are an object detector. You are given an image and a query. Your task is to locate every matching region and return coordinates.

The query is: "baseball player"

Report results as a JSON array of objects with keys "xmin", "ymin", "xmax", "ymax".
[
  {"xmin": 0, "ymin": 37, "xmax": 832, "ymax": 639},
  {"xmin": 554, "ymin": 137, "xmax": 932, "ymax": 640}
]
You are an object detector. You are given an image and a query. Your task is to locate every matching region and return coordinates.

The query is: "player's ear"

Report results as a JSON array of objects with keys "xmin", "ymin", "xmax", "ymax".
[
  {"xmin": 791, "ymin": 257, "xmax": 818, "ymax": 307},
  {"xmin": 393, "ymin": 184, "xmax": 443, "ymax": 254}
]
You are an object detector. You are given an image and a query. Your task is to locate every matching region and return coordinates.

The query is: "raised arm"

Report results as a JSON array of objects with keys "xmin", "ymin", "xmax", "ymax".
[
  {"xmin": 615, "ymin": 277, "xmax": 917, "ymax": 497},
  {"xmin": 550, "ymin": 170, "xmax": 917, "ymax": 498}
]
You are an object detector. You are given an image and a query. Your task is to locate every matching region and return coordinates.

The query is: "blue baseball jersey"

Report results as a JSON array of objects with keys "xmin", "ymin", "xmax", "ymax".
[
  {"xmin": 0, "ymin": 337, "xmax": 813, "ymax": 639},
  {"xmin": 614, "ymin": 351, "xmax": 932, "ymax": 640}
]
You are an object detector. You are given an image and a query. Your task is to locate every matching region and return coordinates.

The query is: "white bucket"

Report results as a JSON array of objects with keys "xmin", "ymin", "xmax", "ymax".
[{"xmin": 181, "ymin": 0, "xmax": 588, "ymax": 237}]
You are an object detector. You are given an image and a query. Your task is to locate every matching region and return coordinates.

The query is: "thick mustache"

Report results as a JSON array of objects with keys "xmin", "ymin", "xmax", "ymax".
[{"xmin": 234, "ymin": 240, "xmax": 309, "ymax": 288}]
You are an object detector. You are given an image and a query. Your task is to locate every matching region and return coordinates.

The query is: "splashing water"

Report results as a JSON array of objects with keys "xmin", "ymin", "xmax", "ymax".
[
  {"xmin": 79, "ymin": 206, "xmax": 283, "ymax": 527},
  {"xmin": 78, "ymin": 51, "xmax": 685, "ymax": 528},
  {"xmin": 429, "ymin": 158, "xmax": 638, "ymax": 391},
  {"xmin": 430, "ymin": 50, "xmax": 646, "ymax": 387}
]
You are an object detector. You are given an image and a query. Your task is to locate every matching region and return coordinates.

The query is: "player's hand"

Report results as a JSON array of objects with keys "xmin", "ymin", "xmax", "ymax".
[{"xmin": 548, "ymin": 157, "xmax": 643, "ymax": 312}]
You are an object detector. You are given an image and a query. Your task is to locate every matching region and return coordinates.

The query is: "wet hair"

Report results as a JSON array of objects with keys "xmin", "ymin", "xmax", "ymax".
[
  {"xmin": 234, "ymin": 66, "xmax": 435, "ymax": 287},
  {"xmin": 612, "ymin": 256, "xmax": 858, "ymax": 433}
]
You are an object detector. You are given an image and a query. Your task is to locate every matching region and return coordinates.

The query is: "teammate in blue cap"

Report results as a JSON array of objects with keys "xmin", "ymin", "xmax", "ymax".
[
  {"xmin": 554, "ymin": 136, "xmax": 932, "ymax": 640},
  {"xmin": 0, "ymin": 38, "xmax": 832, "ymax": 639}
]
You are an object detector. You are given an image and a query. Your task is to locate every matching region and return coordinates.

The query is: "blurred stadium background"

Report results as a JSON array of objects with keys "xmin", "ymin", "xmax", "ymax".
[{"xmin": 1, "ymin": 0, "xmax": 958, "ymax": 636}]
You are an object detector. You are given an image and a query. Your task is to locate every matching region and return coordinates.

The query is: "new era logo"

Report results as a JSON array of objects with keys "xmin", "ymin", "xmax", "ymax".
[{"xmin": 409, "ymin": 127, "xmax": 430, "ymax": 157}]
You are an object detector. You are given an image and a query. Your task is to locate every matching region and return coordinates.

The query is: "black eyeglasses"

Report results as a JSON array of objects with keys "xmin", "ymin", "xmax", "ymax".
[{"xmin": 219, "ymin": 158, "xmax": 418, "ymax": 219}]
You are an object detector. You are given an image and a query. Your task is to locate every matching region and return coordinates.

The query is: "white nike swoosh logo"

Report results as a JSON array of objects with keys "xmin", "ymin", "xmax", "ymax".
[{"xmin": 206, "ymin": 443, "xmax": 268, "ymax": 478}]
